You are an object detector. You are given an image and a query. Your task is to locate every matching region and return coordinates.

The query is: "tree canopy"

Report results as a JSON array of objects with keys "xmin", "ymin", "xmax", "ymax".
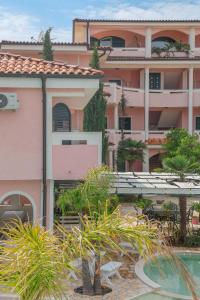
[
  {"xmin": 83, "ymin": 47, "xmax": 107, "ymax": 162},
  {"xmin": 117, "ymin": 138, "xmax": 146, "ymax": 171},
  {"xmin": 42, "ymin": 28, "xmax": 53, "ymax": 61},
  {"xmin": 163, "ymin": 128, "xmax": 200, "ymax": 160}
]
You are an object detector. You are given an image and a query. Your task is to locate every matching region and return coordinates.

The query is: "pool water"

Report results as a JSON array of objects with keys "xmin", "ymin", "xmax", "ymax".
[
  {"xmin": 133, "ymin": 293, "xmax": 178, "ymax": 300},
  {"xmin": 144, "ymin": 253, "xmax": 200, "ymax": 297}
]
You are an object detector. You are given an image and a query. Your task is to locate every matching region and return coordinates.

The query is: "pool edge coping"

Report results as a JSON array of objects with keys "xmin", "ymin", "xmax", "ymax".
[{"xmin": 134, "ymin": 250, "xmax": 200, "ymax": 300}]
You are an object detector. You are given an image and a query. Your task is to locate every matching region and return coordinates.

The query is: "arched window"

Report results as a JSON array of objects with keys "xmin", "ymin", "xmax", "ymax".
[
  {"xmin": 53, "ymin": 103, "xmax": 71, "ymax": 132},
  {"xmin": 152, "ymin": 37, "xmax": 175, "ymax": 49},
  {"xmin": 99, "ymin": 36, "xmax": 125, "ymax": 48}
]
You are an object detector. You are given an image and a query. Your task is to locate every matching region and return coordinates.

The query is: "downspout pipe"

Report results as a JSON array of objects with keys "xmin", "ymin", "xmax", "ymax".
[{"xmin": 41, "ymin": 75, "xmax": 47, "ymax": 227}]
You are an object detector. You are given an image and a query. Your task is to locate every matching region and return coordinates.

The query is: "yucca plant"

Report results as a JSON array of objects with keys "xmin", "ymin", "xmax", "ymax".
[{"xmin": 0, "ymin": 221, "xmax": 74, "ymax": 300}]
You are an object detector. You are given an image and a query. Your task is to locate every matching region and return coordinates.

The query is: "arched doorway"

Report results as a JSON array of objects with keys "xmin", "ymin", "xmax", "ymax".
[
  {"xmin": 0, "ymin": 193, "xmax": 34, "ymax": 226},
  {"xmin": 53, "ymin": 103, "xmax": 71, "ymax": 132},
  {"xmin": 149, "ymin": 153, "xmax": 162, "ymax": 172}
]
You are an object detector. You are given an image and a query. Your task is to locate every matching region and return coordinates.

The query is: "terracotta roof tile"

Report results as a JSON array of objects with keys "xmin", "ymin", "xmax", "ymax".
[
  {"xmin": 74, "ymin": 18, "xmax": 200, "ymax": 23},
  {"xmin": 0, "ymin": 52, "xmax": 103, "ymax": 77},
  {"xmin": 1, "ymin": 40, "xmax": 88, "ymax": 46}
]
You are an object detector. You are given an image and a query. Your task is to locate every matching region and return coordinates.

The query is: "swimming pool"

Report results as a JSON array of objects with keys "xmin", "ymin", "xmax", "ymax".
[
  {"xmin": 136, "ymin": 252, "xmax": 200, "ymax": 298},
  {"xmin": 132, "ymin": 292, "xmax": 179, "ymax": 300}
]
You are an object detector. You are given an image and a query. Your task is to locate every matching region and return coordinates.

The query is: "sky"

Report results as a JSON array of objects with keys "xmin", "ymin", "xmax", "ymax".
[{"xmin": 0, "ymin": 0, "xmax": 200, "ymax": 42}]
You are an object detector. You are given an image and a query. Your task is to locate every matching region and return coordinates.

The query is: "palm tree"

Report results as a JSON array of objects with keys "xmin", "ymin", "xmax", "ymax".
[
  {"xmin": 0, "ymin": 221, "xmax": 74, "ymax": 300},
  {"xmin": 117, "ymin": 138, "xmax": 146, "ymax": 171},
  {"xmin": 57, "ymin": 166, "xmax": 118, "ymax": 296},
  {"xmin": 163, "ymin": 155, "xmax": 200, "ymax": 243}
]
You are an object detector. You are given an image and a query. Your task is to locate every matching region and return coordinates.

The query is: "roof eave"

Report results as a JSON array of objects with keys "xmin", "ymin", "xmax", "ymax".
[{"xmin": 0, "ymin": 72, "xmax": 103, "ymax": 79}]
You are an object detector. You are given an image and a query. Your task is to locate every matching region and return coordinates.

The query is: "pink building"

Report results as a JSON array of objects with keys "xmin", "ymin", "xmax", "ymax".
[
  {"xmin": 2, "ymin": 19, "xmax": 200, "ymax": 173},
  {"xmin": 0, "ymin": 52, "xmax": 102, "ymax": 228},
  {"xmin": 2, "ymin": 19, "xmax": 200, "ymax": 224}
]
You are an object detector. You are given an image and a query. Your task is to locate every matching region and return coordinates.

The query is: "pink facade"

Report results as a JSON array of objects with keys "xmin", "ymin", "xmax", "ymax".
[
  {"xmin": 2, "ymin": 19, "xmax": 200, "ymax": 225},
  {"xmin": 0, "ymin": 53, "xmax": 102, "ymax": 227},
  {"xmin": 0, "ymin": 88, "xmax": 42, "ymax": 180},
  {"xmin": 53, "ymin": 145, "xmax": 99, "ymax": 180}
]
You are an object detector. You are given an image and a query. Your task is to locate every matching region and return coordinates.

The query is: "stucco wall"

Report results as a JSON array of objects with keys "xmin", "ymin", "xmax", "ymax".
[{"xmin": 0, "ymin": 88, "xmax": 42, "ymax": 180}]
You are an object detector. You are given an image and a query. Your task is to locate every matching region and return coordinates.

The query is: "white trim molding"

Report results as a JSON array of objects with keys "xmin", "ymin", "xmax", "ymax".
[{"xmin": 48, "ymin": 180, "xmax": 54, "ymax": 230}]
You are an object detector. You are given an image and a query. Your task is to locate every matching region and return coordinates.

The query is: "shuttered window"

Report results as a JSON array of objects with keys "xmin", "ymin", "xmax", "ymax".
[
  {"xmin": 196, "ymin": 117, "xmax": 200, "ymax": 130},
  {"xmin": 53, "ymin": 103, "xmax": 71, "ymax": 132},
  {"xmin": 119, "ymin": 117, "xmax": 131, "ymax": 130},
  {"xmin": 149, "ymin": 73, "xmax": 161, "ymax": 90}
]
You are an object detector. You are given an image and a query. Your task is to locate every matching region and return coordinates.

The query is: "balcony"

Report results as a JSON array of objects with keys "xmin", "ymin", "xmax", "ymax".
[
  {"xmin": 193, "ymin": 90, "xmax": 200, "ymax": 106},
  {"xmin": 110, "ymin": 48, "xmax": 145, "ymax": 58},
  {"xmin": 104, "ymin": 83, "xmax": 144, "ymax": 106},
  {"xmin": 52, "ymin": 131, "xmax": 102, "ymax": 180},
  {"xmin": 104, "ymin": 82, "xmax": 189, "ymax": 108},
  {"xmin": 149, "ymin": 90, "xmax": 188, "ymax": 107},
  {"xmin": 106, "ymin": 129, "xmax": 170, "ymax": 146},
  {"xmin": 106, "ymin": 129, "xmax": 145, "ymax": 145}
]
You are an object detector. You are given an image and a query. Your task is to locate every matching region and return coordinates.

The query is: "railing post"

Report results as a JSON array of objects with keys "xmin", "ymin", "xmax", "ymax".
[
  {"xmin": 144, "ymin": 67, "xmax": 149, "ymax": 140},
  {"xmin": 189, "ymin": 28, "xmax": 195, "ymax": 57},
  {"xmin": 188, "ymin": 67, "xmax": 194, "ymax": 134},
  {"xmin": 145, "ymin": 28, "xmax": 152, "ymax": 58}
]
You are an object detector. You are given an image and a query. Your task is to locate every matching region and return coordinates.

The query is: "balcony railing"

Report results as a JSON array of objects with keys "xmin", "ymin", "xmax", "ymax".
[
  {"xmin": 106, "ymin": 129, "xmax": 145, "ymax": 145},
  {"xmin": 108, "ymin": 47, "xmax": 200, "ymax": 59},
  {"xmin": 106, "ymin": 129, "xmax": 170, "ymax": 146},
  {"xmin": 110, "ymin": 47, "xmax": 145, "ymax": 58},
  {"xmin": 104, "ymin": 82, "xmax": 193, "ymax": 107}
]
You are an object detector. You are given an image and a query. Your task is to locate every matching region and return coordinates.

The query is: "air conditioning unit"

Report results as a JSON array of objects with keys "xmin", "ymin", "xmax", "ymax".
[{"xmin": 0, "ymin": 93, "xmax": 19, "ymax": 110}]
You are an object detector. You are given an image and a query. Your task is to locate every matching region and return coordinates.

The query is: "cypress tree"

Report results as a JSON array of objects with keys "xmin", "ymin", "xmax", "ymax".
[
  {"xmin": 83, "ymin": 47, "xmax": 107, "ymax": 163},
  {"xmin": 42, "ymin": 28, "xmax": 53, "ymax": 61}
]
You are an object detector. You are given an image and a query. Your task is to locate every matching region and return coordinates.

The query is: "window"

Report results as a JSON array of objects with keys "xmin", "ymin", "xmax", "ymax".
[
  {"xmin": 196, "ymin": 117, "xmax": 200, "ymax": 130},
  {"xmin": 119, "ymin": 117, "xmax": 131, "ymax": 130},
  {"xmin": 105, "ymin": 117, "xmax": 107, "ymax": 129},
  {"xmin": 62, "ymin": 140, "xmax": 87, "ymax": 145},
  {"xmin": 53, "ymin": 103, "xmax": 71, "ymax": 132},
  {"xmin": 109, "ymin": 79, "xmax": 122, "ymax": 86},
  {"xmin": 90, "ymin": 37, "xmax": 99, "ymax": 47},
  {"xmin": 99, "ymin": 36, "xmax": 125, "ymax": 48},
  {"xmin": 149, "ymin": 73, "xmax": 161, "ymax": 90},
  {"xmin": 100, "ymin": 37, "xmax": 112, "ymax": 47},
  {"xmin": 152, "ymin": 37, "xmax": 175, "ymax": 49}
]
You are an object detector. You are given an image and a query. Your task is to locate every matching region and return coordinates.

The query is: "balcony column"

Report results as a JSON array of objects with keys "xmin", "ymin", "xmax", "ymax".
[
  {"xmin": 188, "ymin": 67, "xmax": 194, "ymax": 134},
  {"xmin": 114, "ymin": 104, "xmax": 119, "ymax": 130},
  {"xmin": 144, "ymin": 67, "xmax": 150, "ymax": 140},
  {"xmin": 108, "ymin": 148, "xmax": 114, "ymax": 171},
  {"xmin": 143, "ymin": 149, "xmax": 149, "ymax": 172},
  {"xmin": 145, "ymin": 28, "xmax": 152, "ymax": 58},
  {"xmin": 189, "ymin": 28, "xmax": 195, "ymax": 56},
  {"xmin": 113, "ymin": 149, "xmax": 118, "ymax": 171}
]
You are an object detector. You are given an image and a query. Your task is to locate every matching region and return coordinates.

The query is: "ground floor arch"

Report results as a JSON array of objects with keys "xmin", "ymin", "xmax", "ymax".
[
  {"xmin": 149, "ymin": 153, "xmax": 163, "ymax": 172},
  {"xmin": 0, "ymin": 191, "xmax": 36, "ymax": 224}
]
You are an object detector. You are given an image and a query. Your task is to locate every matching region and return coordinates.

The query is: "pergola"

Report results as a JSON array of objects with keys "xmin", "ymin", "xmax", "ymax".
[{"xmin": 110, "ymin": 172, "xmax": 200, "ymax": 196}]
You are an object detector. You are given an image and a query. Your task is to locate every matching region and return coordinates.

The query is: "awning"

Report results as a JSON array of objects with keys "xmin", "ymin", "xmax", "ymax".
[{"xmin": 109, "ymin": 172, "xmax": 200, "ymax": 196}]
